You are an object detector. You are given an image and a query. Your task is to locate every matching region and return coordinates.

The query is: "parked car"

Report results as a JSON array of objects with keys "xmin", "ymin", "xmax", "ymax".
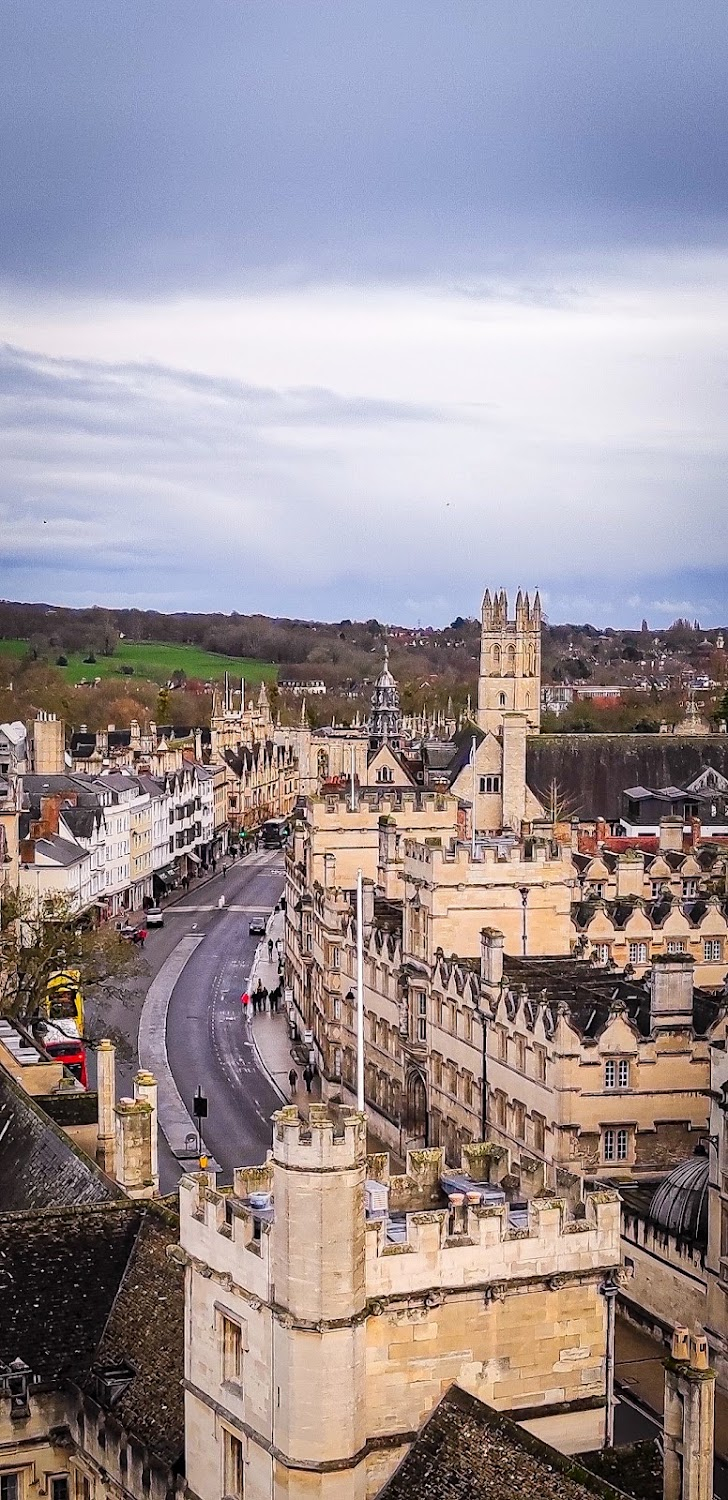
[
  {"xmin": 249, "ymin": 916, "xmax": 267, "ymax": 936},
  {"xmin": 145, "ymin": 905, "xmax": 164, "ymax": 927}
]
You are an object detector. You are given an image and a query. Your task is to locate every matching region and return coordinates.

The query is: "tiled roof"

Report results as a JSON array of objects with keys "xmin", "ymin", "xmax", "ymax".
[
  {"xmin": 378, "ymin": 1385, "xmax": 623, "ymax": 1498},
  {"xmin": 0, "ymin": 1203, "xmax": 142, "ymax": 1384}
]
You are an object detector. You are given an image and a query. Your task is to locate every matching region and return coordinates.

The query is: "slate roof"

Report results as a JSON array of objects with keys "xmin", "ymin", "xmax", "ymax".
[
  {"xmin": 80, "ymin": 1206, "xmax": 186, "ymax": 1466},
  {"xmin": 62, "ymin": 804, "xmax": 103, "ymax": 839},
  {"xmin": 0, "ymin": 1201, "xmax": 185, "ymax": 1469},
  {"xmin": 0, "ymin": 1204, "xmax": 142, "ymax": 1385},
  {"xmin": 526, "ymin": 736, "xmax": 728, "ymax": 822},
  {"xmin": 34, "ymin": 835, "xmax": 87, "ymax": 866},
  {"xmin": 378, "ymin": 1385, "xmax": 623, "ymax": 1499},
  {"xmin": 0, "ymin": 1064, "xmax": 122, "ymax": 1210},
  {"xmin": 500, "ymin": 955, "xmax": 724, "ymax": 1041}
]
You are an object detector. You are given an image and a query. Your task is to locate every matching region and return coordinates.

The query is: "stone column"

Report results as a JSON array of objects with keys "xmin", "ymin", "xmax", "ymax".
[
  {"xmin": 96, "ymin": 1038, "xmax": 116, "ymax": 1175},
  {"xmin": 134, "ymin": 1069, "xmax": 159, "ymax": 1194}
]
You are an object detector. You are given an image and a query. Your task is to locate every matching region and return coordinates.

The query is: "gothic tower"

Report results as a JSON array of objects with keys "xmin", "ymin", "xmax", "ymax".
[{"xmin": 477, "ymin": 588, "xmax": 541, "ymax": 735}]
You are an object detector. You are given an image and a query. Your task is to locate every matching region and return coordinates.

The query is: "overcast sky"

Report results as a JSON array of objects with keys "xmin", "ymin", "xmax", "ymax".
[{"xmin": 2, "ymin": 1, "xmax": 727, "ymax": 627}]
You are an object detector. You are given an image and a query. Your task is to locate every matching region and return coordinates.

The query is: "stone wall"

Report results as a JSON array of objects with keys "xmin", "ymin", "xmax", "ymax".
[{"xmin": 621, "ymin": 1210, "xmax": 707, "ymax": 1336}]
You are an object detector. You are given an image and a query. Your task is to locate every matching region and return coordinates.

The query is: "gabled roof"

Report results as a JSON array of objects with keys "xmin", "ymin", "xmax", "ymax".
[
  {"xmin": 0, "ymin": 721, "xmax": 26, "ymax": 745},
  {"xmin": 378, "ymin": 1384, "xmax": 624, "ymax": 1499}
]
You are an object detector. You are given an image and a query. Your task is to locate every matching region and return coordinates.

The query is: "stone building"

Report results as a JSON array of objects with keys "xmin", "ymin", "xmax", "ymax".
[
  {"xmin": 221, "ymin": 737, "xmax": 298, "ymax": 837},
  {"xmin": 180, "ymin": 1106, "xmax": 620, "ymax": 1499}
]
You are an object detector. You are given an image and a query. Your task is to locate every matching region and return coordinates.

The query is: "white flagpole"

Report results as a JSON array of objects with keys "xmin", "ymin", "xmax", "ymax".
[
  {"xmin": 470, "ymin": 734, "xmax": 477, "ymax": 859},
  {"xmin": 356, "ymin": 867, "xmax": 365, "ymax": 1112}
]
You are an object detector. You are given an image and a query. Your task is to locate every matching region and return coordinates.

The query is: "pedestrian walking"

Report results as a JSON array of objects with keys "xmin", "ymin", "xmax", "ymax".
[
  {"xmin": 267, "ymin": 937, "xmax": 274, "ymax": 962},
  {"xmin": 222, "ymin": 864, "xmax": 227, "ymax": 878},
  {"xmin": 241, "ymin": 991, "xmax": 250, "ymax": 1017},
  {"xmin": 288, "ymin": 1067, "xmax": 297, "ymax": 1095},
  {"xmin": 303, "ymin": 1064, "xmax": 314, "ymax": 1094}
]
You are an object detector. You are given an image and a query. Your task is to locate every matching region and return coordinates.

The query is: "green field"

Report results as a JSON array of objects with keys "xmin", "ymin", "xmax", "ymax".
[{"xmin": 0, "ymin": 638, "xmax": 277, "ymax": 687}]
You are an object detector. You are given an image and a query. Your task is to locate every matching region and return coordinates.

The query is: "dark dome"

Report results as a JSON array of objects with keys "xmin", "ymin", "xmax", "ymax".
[{"xmin": 648, "ymin": 1151, "xmax": 709, "ymax": 1245}]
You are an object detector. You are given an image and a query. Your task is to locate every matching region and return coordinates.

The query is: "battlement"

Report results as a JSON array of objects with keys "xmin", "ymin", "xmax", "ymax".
[
  {"xmin": 403, "ymin": 835, "xmax": 574, "ymax": 878},
  {"xmin": 366, "ymin": 1185, "xmax": 618, "ymax": 1302},
  {"xmin": 272, "ymin": 1104, "xmax": 367, "ymax": 1170}
]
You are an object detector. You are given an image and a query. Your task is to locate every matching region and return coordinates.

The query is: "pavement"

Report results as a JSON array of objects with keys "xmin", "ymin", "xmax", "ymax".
[{"xmin": 246, "ymin": 907, "xmax": 322, "ymax": 1108}]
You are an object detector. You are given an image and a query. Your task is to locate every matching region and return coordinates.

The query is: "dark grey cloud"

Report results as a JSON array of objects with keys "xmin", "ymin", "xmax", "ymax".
[{"xmin": 2, "ymin": 1, "xmax": 727, "ymax": 293}]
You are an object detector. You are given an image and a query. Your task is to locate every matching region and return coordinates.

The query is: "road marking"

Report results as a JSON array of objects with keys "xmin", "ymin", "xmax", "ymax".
[
  {"xmin": 165, "ymin": 905, "xmax": 271, "ymax": 913},
  {"xmin": 137, "ymin": 932, "xmax": 221, "ymax": 1171}
]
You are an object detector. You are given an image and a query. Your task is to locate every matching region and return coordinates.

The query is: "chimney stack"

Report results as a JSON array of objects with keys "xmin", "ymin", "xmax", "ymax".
[
  {"xmin": 361, "ymin": 879, "xmax": 375, "ymax": 932},
  {"xmin": 650, "ymin": 954, "xmax": 695, "ymax": 1034},
  {"xmin": 133, "ymin": 1069, "xmax": 159, "ymax": 1194},
  {"xmin": 663, "ymin": 1326, "xmax": 715, "ymax": 1500},
  {"xmin": 660, "ymin": 815, "xmax": 685, "ymax": 853},
  {"xmin": 114, "ymin": 1097, "xmax": 154, "ymax": 1198},
  {"xmin": 480, "ymin": 928, "xmax": 504, "ymax": 989},
  {"xmin": 96, "ymin": 1039, "xmax": 116, "ymax": 1175}
]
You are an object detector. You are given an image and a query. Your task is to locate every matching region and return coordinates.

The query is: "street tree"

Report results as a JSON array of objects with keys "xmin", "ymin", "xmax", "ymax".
[{"xmin": 0, "ymin": 889, "xmax": 144, "ymax": 1033}]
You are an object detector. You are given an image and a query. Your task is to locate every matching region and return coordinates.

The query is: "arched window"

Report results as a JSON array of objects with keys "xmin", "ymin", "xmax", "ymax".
[
  {"xmin": 525, "ymin": 692, "xmax": 530, "ymax": 708},
  {"xmin": 506, "ymin": 644, "xmax": 516, "ymax": 675},
  {"xmin": 491, "ymin": 644, "xmax": 501, "ymax": 672},
  {"xmin": 499, "ymin": 692, "xmax": 506, "ymax": 707}
]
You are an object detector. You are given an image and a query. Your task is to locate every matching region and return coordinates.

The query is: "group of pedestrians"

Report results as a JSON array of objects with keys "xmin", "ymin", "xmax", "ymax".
[{"xmin": 240, "ymin": 977, "xmax": 284, "ymax": 1016}]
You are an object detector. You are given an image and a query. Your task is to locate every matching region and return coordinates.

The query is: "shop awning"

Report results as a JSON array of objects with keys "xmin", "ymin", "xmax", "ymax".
[{"xmin": 187, "ymin": 850, "xmax": 201, "ymax": 865}]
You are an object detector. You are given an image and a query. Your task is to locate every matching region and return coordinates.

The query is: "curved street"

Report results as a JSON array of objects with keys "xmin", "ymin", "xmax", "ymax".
[{"xmin": 87, "ymin": 850, "xmax": 286, "ymax": 1192}]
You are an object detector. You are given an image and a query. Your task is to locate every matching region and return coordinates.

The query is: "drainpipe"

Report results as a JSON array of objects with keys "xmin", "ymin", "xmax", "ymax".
[{"xmin": 601, "ymin": 1276, "xmax": 618, "ymax": 1447}]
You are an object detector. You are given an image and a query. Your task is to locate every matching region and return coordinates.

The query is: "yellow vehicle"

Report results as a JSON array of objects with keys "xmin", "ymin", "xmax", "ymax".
[{"xmin": 45, "ymin": 969, "xmax": 84, "ymax": 1036}]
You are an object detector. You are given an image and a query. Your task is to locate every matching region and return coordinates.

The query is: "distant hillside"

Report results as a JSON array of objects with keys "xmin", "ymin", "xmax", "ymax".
[{"xmin": 0, "ymin": 598, "xmax": 725, "ymax": 734}]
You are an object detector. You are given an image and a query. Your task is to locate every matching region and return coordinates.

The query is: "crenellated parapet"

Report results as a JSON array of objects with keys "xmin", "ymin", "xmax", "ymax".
[
  {"xmin": 365, "ymin": 1182, "xmax": 620, "ymax": 1301},
  {"xmin": 272, "ymin": 1102, "xmax": 367, "ymax": 1169}
]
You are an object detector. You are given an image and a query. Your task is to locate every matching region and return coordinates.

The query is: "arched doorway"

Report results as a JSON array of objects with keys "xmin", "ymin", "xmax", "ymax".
[{"xmin": 404, "ymin": 1069, "xmax": 428, "ymax": 1148}]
